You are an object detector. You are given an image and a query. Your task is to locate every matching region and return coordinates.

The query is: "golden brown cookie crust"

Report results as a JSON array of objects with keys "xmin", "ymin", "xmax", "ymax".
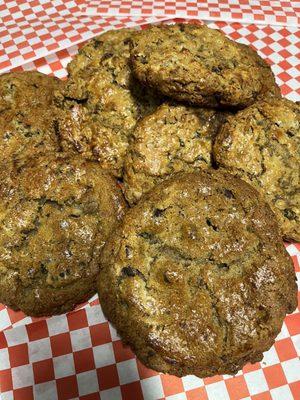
[
  {"xmin": 123, "ymin": 103, "xmax": 226, "ymax": 204},
  {"xmin": 130, "ymin": 23, "xmax": 277, "ymax": 108},
  {"xmin": 0, "ymin": 71, "xmax": 62, "ymax": 168},
  {"xmin": 56, "ymin": 28, "xmax": 162, "ymax": 177},
  {"xmin": 0, "ymin": 155, "xmax": 127, "ymax": 316},
  {"xmin": 213, "ymin": 98, "xmax": 300, "ymax": 241},
  {"xmin": 236, "ymin": 42, "xmax": 281, "ymax": 100},
  {"xmin": 98, "ymin": 170, "xmax": 297, "ymax": 377}
]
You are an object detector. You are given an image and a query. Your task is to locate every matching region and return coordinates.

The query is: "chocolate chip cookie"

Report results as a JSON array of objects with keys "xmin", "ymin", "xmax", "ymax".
[
  {"xmin": 130, "ymin": 23, "xmax": 279, "ymax": 108},
  {"xmin": 57, "ymin": 29, "xmax": 162, "ymax": 177},
  {"xmin": 98, "ymin": 170, "xmax": 297, "ymax": 377},
  {"xmin": 123, "ymin": 103, "xmax": 226, "ymax": 204},
  {"xmin": 0, "ymin": 155, "xmax": 127, "ymax": 316},
  {"xmin": 0, "ymin": 71, "xmax": 62, "ymax": 169},
  {"xmin": 214, "ymin": 98, "xmax": 300, "ymax": 241}
]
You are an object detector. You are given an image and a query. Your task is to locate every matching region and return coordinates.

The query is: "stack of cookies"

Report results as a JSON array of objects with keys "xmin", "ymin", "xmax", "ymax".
[{"xmin": 0, "ymin": 23, "xmax": 298, "ymax": 378}]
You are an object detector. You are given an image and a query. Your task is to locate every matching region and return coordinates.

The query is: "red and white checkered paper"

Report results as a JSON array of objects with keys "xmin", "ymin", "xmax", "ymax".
[
  {"xmin": 0, "ymin": 0, "xmax": 165, "ymax": 72},
  {"xmin": 0, "ymin": 5, "xmax": 299, "ymax": 400},
  {"xmin": 6, "ymin": 20, "xmax": 300, "ymax": 102},
  {"xmin": 79, "ymin": 0, "xmax": 300, "ymax": 27}
]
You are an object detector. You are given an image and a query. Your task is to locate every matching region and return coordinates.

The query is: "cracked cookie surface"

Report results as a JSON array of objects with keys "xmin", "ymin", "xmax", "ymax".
[
  {"xmin": 0, "ymin": 155, "xmax": 127, "ymax": 316},
  {"xmin": 98, "ymin": 170, "xmax": 297, "ymax": 377},
  {"xmin": 130, "ymin": 23, "xmax": 279, "ymax": 108},
  {"xmin": 56, "ymin": 28, "xmax": 162, "ymax": 177},
  {"xmin": 213, "ymin": 98, "xmax": 300, "ymax": 241},
  {"xmin": 123, "ymin": 103, "xmax": 226, "ymax": 204},
  {"xmin": 0, "ymin": 71, "xmax": 62, "ymax": 170}
]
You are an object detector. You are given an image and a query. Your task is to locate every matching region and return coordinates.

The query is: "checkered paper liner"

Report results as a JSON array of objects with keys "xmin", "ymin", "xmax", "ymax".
[
  {"xmin": 0, "ymin": 0, "xmax": 165, "ymax": 73},
  {"xmin": 79, "ymin": 0, "xmax": 300, "ymax": 27},
  {"xmin": 6, "ymin": 20, "xmax": 300, "ymax": 101},
  {"xmin": 0, "ymin": 13, "xmax": 300, "ymax": 400}
]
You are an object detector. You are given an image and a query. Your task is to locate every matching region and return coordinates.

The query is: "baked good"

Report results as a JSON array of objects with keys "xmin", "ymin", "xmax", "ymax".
[
  {"xmin": 130, "ymin": 23, "xmax": 279, "ymax": 108},
  {"xmin": 57, "ymin": 28, "xmax": 162, "ymax": 177},
  {"xmin": 0, "ymin": 71, "xmax": 62, "ymax": 168},
  {"xmin": 98, "ymin": 170, "xmax": 297, "ymax": 377},
  {"xmin": 0, "ymin": 155, "xmax": 127, "ymax": 316},
  {"xmin": 236, "ymin": 42, "xmax": 281, "ymax": 100},
  {"xmin": 123, "ymin": 103, "xmax": 226, "ymax": 204},
  {"xmin": 213, "ymin": 98, "xmax": 300, "ymax": 241}
]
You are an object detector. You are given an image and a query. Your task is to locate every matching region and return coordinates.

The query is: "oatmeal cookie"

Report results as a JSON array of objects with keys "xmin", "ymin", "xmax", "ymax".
[
  {"xmin": 57, "ymin": 29, "xmax": 162, "ymax": 177},
  {"xmin": 98, "ymin": 170, "xmax": 297, "ymax": 377},
  {"xmin": 130, "ymin": 24, "xmax": 277, "ymax": 108},
  {"xmin": 214, "ymin": 98, "xmax": 300, "ymax": 241},
  {"xmin": 0, "ymin": 155, "xmax": 127, "ymax": 316},
  {"xmin": 0, "ymin": 71, "xmax": 62, "ymax": 168},
  {"xmin": 123, "ymin": 103, "xmax": 226, "ymax": 204}
]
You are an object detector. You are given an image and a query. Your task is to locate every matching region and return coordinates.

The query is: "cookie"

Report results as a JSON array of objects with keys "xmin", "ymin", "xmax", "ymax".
[
  {"xmin": 98, "ymin": 170, "xmax": 297, "ymax": 377},
  {"xmin": 236, "ymin": 42, "xmax": 281, "ymax": 100},
  {"xmin": 123, "ymin": 103, "xmax": 226, "ymax": 204},
  {"xmin": 0, "ymin": 155, "xmax": 127, "ymax": 316},
  {"xmin": 57, "ymin": 29, "xmax": 162, "ymax": 177},
  {"xmin": 130, "ymin": 23, "xmax": 278, "ymax": 108},
  {"xmin": 0, "ymin": 71, "xmax": 62, "ymax": 169},
  {"xmin": 213, "ymin": 98, "xmax": 300, "ymax": 241}
]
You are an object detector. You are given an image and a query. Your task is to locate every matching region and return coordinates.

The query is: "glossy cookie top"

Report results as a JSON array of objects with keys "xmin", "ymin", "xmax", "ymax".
[
  {"xmin": 56, "ymin": 28, "xmax": 162, "ymax": 177},
  {"xmin": 0, "ymin": 155, "xmax": 127, "ymax": 316},
  {"xmin": 98, "ymin": 170, "xmax": 297, "ymax": 377}
]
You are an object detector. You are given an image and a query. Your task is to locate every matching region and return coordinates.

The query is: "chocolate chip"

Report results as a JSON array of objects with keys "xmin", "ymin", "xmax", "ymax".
[
  {"xmin": 286, "ymin": 130, "xmax": 295, "ymax": 137},
  {"xmin": 40, "ymin": 264, "xmax": 47, "ymax": 274},
  {"xmin": 153, "ymin": 208, "xmax": 164, "ymax": 218},
  {"xmin": 139, "ymin": 232, "xmax": 152, "ymax": 239},
  {"xmin": 217, "ymin": 263, "xmax": 229, "ymax": 270},
  {"xmin": 121, "ymin": 266, "xmax": 146, "ymax": 281},
  {"xmin": 224, "ymin": 189, "xmax": 235, "ymax": 199},
  {"xmin": 206, "ymin": 218, "xmax": 218, "ymax": 231},
  {"xmin": 147, "ymin": 349, "xmax": 155, "ymax": 357},
  {"xmin": 101, "ymin": 52, "xmax": 113, "ymax": 61},
  {"xmin": 125, "ymin": 246, "xmax": 133, "ymax": 258},
  {"xmin": 284, "ymin": 208, "xmax": 296, "ymax": 220},
  {"xmin": 138, "ymin": 55, "xmax": 148, "ymax": 64},
  {"xmin": 196, "ymin": 155, "xmax": 207, "ymax": 163},
  {"xmin": 212, "ymin": 66, "xmax": 221, "ymax": 73},
  {"xmin": 92, "ymin": 40, "xmax": 103, "ymax": 48},
  {"xmin": 138, "ymin": 232, "xmax": 159, "ymax": 244},
  {"xmin": 121, "ymin": 266, "xmax": 136, "ymax": 277}
]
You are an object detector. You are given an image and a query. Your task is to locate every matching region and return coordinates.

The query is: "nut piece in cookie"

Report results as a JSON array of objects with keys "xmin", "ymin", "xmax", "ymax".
[
  {"xmin": 56, "ymin": 28, "xmax": 163, "ymax": 177},
  {"xmin": 98, "ymin": 170, "xmax": 297, "ymax": 377},
  {"xmin": 123, "ymin": 103, "xmax": 227, "ymax": 204},
  {"xmin": 214, "ymin": 98, "xmax": 300, "ymax": 242},
  {"xmin": 0, "ymin": 155, "xmax": 127, "ymax": 316},
  {"xmin": 0, "ymin": 71, "xmax": 62, "ymax": 169},
  {"xmin": 130, "ymin": 23, "xmax": 277, "ymax": 108}
]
